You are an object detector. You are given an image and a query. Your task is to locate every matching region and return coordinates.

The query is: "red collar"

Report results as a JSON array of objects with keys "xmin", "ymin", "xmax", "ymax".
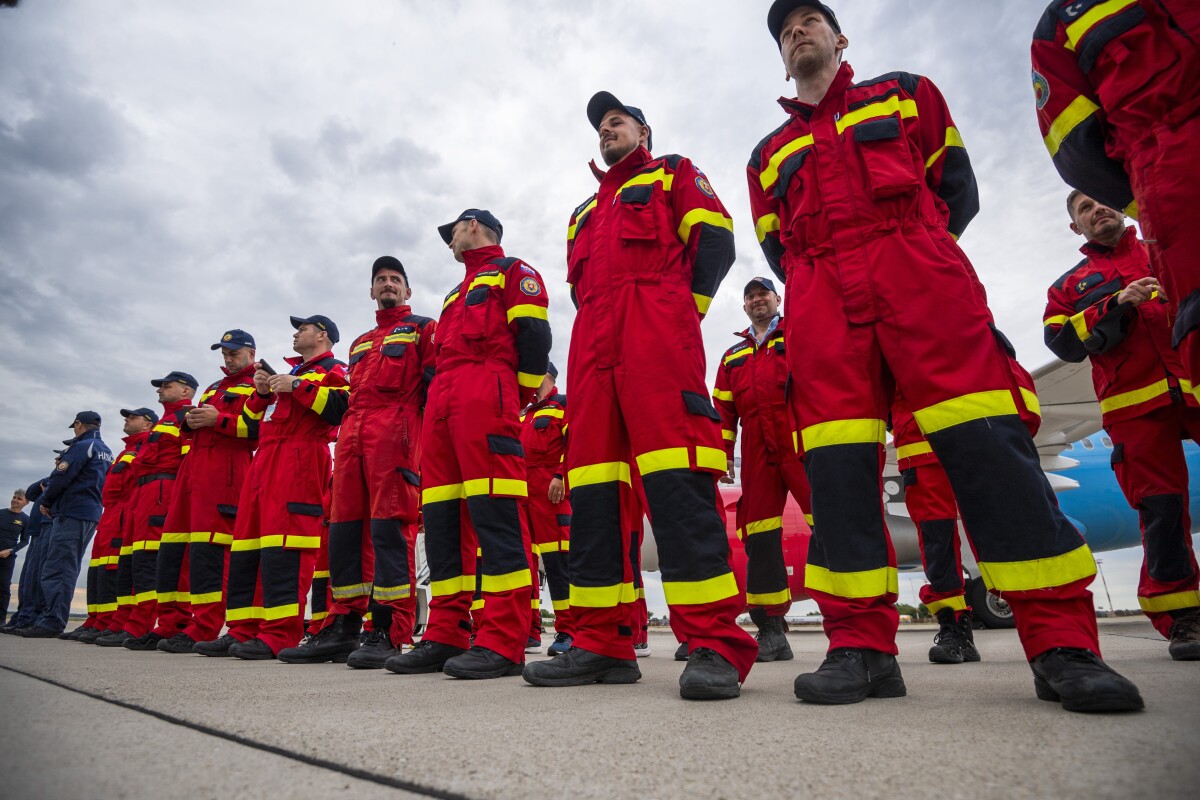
[{"xmin": 778, "ymin": 61, "xmax": 856, "ymax": 116}]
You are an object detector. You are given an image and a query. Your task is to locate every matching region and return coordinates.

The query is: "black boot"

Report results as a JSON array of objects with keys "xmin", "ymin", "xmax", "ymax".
[
  {"xmin": 443, "ymin": 645, "xmax": 524, "ymax": 679},
  {"xmin": 1167, "ymin": 608, "xmax": 1200, "ymax": 661},
  {"xmin": 77, "ymin": 627, "xmax": 104, "ymax": 644},
  {"xmin": 95, "ymin": 630, "xmax": 133, "ymax": 648},
  {"xmin": 522, "ymin": 646, "xmax": 641, "ymax": 687},
  {"xmin": 929, "ymin": 607, "xmax": 981, "ymax": 664},
  {"xmin": 278, "ymin": 614, "xmax": 362, "ymax": 664},
  {"xmin": 347, "ymin": 628, "xmax": 400, "ymax": 670},
  {"xmin": 385, "ymin": 639, "xmax": 466, "ymax": 674},
  {"xmin": 674, "ymin": 641, "xmax": 689, "ymax": 661},
  {"xmin": 750, "ymin": 608, "xmax": 793, "ymax": 663},
  {"xmin": 1030, "ymin": 648, "xmax": 1144, "ymax": 712},
  {"xmin": 60, "ymin": 625, "xmax": 92, "ymax": 640},
  {"xmin": 679, "ymin": 648, "xmax": 741, "ymax": 700},
  {"xmin": 123, "ymin": 632, "xmax": 164, "ymax": 651},
  {"xmin": 194, "ymin": 633, "xmax": 238, "ymax": 657},
  {"xmin": 156, "ymin": 633, "xmax": 198, "ymax": 654},
  {"xmin": 229, "ymin": 637, "xmax": 276, "ymax": 661},
  {"xmin": 794, "ymin": 648, "xmax": 907, "ymax": 704}
]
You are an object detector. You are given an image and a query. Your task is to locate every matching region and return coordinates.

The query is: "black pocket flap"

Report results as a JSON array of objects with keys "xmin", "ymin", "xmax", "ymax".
[
  {"xmin": 556, "ymin": 514, "xmax": 572, "ymax": 527},
  {"xmin": 148, "ymin": 515, "xmax": 166, "ymax": 527},
  {"xmin": 398, "ymin": 467, "xmax": 421, "ymax": 486},
  {"xmin": 682, "ymin": 391, "xmax": 720, "ymax": 421},
  {"xmin": 465, "ymin": 286, "xmax": 491, "ymax": 306},
  {"xmin": 533, "ymin": 417, "xmax": 551, "ymax": 430},
  {"xmin": 1110, "ymin": 442, "xmax": 1124, "ymax": 467},
  {"xmin": 286, "ymin": 502, "xmax": 324, "ymax": 517},
  {"xmin": 487, "ymin": 435, "xmax": 525, "ymax": 456},
  {"xmin": 381, "ymin": 343, "xmax": 407, "ymax": 357},
  {"xmin": 620, "ymin": 185, "xmax": 652, "ymax": 204},
  {"xmin": 217, "ymin": 504, "xmax": 238, "ymax": 519},
  {"xmin": 901, "ymin": 467, "xmax": 917, "ymax": 488},
  {"xmin": 988, "ymin": 322, "xmax": 1018, "ymax": 358},
  {"xmin": 349, "ymin": 349, "xmax": 367, "ymax": 366},
  {"xmin": 110, "ymin": 537, "xmax": 123, "ymax": 548},
  {"xmin": 853, "ymin": 117, "xmax": 901, "ymax": 142}
]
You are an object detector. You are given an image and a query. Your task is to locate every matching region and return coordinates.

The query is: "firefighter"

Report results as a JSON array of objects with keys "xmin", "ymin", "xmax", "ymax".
[
  {"xmin": 385, "ymin": 209, "xmax": 550, "ymax": 680},
  {"xmin": 519, "ymin": 364, "xmax": 574, "ymax": 656},
  {"xmin": 1031, "ymin": 2, "xmax": 1200, "ymax": 400},
  {"xmin": 522, "ymin": 93, "xmax": 757, "ymax": 700},
  {"xmin": 713, "ymin": 276, "xmax": 812, "ymax": 663},
  {"xmin": 749, "ymin": 1, "xmax": 1142, "ymax": 711},
  {"xmin": 152, "ymin": 330, "xmax": 261, "ymax": 653},
  {"xmin": 193, "ymin": 316, "xmax": 348, "ymax": 660},
  {"xmin": 278, "ymin": 257, "xmax": 436, "ymax": 668},
  {"xmin": 1044, "ymin": 191, "xmax": 1200, "ymax": 660}
]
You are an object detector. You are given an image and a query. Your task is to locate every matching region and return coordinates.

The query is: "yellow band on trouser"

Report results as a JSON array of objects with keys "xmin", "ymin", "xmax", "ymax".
[
  {"xmin": 895, "ymin": 441, "xmax": 933, "ymax": 462},
  {"xmin": 635, "ymin": 446, "xmax": 727, "ymax": 476},
  {"xmin": 429, "ymin": 575, "xmax": 476, "ymax": 598},
  {"xmin": 160, "ymin": 532, "xmax": 189, "ymax": 544},
  {"xmin": 805, "ymin": 565, "xmax": 899, "ymax": 599},
  {"xmin": 804, "ymin": 514, "xmax": 814, "ymax": 527},
  {"xmin": 470, "ymin": 599, "xmax": 485, "ymax": 611},
  {"xmin": 567, "ymin": 461, "xmax": 632, "ymax": 488},
  {"xmin": 1099, "ymin": 378, "xmax": 1194, "ymax": 415},
  {"xmin": 116, "ymin": 595, "xmax": 134, "ymax": 606},
  {"xmin": 746, "ymin": 588, "xmax": 791, "ymax": 607},
  {"xmin": 977, "ymin": 544, "xmax": 1096, "ymax": 593},
  {"xmin": 189, "ymin": 590, "xmax": 223, "ymax": 605},
  {"xmin": 225, "ymin": 606, "xmax": 265, "ymax": 621},
  {"xmin": 313, "ymin": 570, "xmax": 329, "ymax": 580},
  {"xmin": 332, "ymin": 582, "xmax": 372, "ymax": 600},
  {"xmin": 263, "ymin": 603, "xmax": 300, "ymax": 621},
  {"xmin": 737, "ymin": 516, "xmax": 783, "ymax": 540},
  {"xmin": 662, "ymin": 572, "xmax": 740, "ymax": 606},
  {"xmin": 552, "ymin": 599, "xmax": 570, "ymax": 611},
  {"xmin": 1138, "ymin": 589, "xmax": 1200, "ymax": 614},
  {"xmin": 924, "ymin": 595, "xmax": 969, "ymax": 615},
  {"xmin": 372, "ymin": 584, "xmax": 412, "ymax": 601},
  {"xmin": 480, "ymin": 569, "xmax": 531, "ymax": 594},
  {"xmin": 801, "ymin": 419, "xmax": 887, "ymax": 452},
  {"xmin": 88, "ymin": 558, "xmax": 103, "ymax": 568},
  {"xmin": 635, "ymin": 587, "xmax": 645, "ymax": 600},
  {"xmin": 538, "ymin": 540, "xmax": 570, "ymax": 554},
  {"xmin": 912, "ymin": 390, "xmax": 1019, "ymax": 435},
  {"xmin": 310, "ymin": 611, "xmax": 328, "ymax": 622},
  {"xmin": 96, "ymin": 601, "xmax": 118, "ymax": 613},
  {"xmin": 570, "ymin": 582, "xmax": 637, "ymax": 608},
  {"xmin": 86, "ymin": 603, "xmax": 97, "ymax": 613},
  {"xmin": 530, "ymin": 598, "xmax": 540, "ymax": 610},
  {"xmin": 155, "ymin": 591, "xmax": 189, "ymax": 604},
  {"xmin": 132, "ymin": 589, "xmax": 157, "ymax": 603}
]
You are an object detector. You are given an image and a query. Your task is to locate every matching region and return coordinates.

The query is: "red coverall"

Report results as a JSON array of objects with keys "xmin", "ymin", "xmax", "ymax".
[
  {"xmin": 748, "ymin": 63, "xmax": 1099, "ymax": 661},
  {"xmin": 119, "ymin": 400, "xmax": 191, "ymax": 637},
  {"xmin": 1044, "ymin": 226, "xmax": 1200, "ymax": 635},
  {"xmin": 565, "ymin": 146, "xmax": 757, "ymax": 678},
  {"xmin": 713, "ymin": 314, "xmax": 812, "ymax": 618},
  {"xmin": 326, "ymin": 305, "xmax": 436, "ymax": 645},
  {"xmin": 86, "ymin": 434, "xmax": 145, "ymax": 631},
  {"xmin": 224, "ymin": 353, "xmax": 348, "ymax": 654},
  {"xmin": 150, "ymin": 364, "xmax": 259, "ymax": 640},
  {"xmin": 421, "ymin": 246, "xmax": 550, "ymax": 664},
  {"xmin": 1032, "ymin": 1, "xmax": 1200, "ymax": 392},
  {"xmin": 520, "ymin": 389, "xmax": 573, "ymax": 637}
]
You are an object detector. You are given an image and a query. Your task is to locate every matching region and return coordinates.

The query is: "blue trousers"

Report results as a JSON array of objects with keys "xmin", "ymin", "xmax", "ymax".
[
  {"xmin": 8, "ymin": 533, "xmax": 49, "ymax": 627},
  {"xmin": 34, "ymin": 517, "xmax": 96, "ymax": 633},
  {"xmin": 0, "ymin": 552, "xmax": 16, "ymax": 622}
]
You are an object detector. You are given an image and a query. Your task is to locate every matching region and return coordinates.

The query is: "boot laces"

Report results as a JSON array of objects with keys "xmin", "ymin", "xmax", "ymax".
[
  {"xmin": 552, "ymin": 632, "xmax": 571, "ymax": 645},
  {"xmin": 689, "ymin": 647, "xmax": 718, "ymax": 663},
  {"xmin": 933, "ymin": 619, "xmax": 965, "ymax": 647},
  {"xmin": 362, "ymin": 628, "xmax": 389, "ymax": 647}
]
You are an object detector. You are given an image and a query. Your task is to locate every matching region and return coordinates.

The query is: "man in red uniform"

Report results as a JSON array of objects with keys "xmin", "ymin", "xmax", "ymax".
[
  {"xmin": 523, "ymin": 93, "xmax": 757, "ymax": 701},
  {"xmin": 194, "ymin": 316, "xmax": 349, "ymax": 660},
  {"xmin": 100, "ymin": 371, "xmax": 195, "ymax": 650},
  {"xmin": 1044, "ymin": 191, "xmax": 1200, "ymax": 660},
  {"xmin": 519, "ymin": 365, "xmax": 574, "ymax": 656},
  {"xmin": 153, "ymin": 330, "xmax": 260, "ymax": 653},
  {"xmin": 279, "ymin": 257, "xmax": 436, "ymax": 668},
  {"xmin": 385, "ymin": 209, "xmax": 550, "ymax": 680},
  {"xmin": 749, "ymin": 2, "xmax": 1141, "ymax": 711},
  {"xmin": 1032, "ymin": 2, "xmax": 1200, "ymax": 395},
  {"xmin": 713, "ymin": 276, "xmax": 812, "ymax": 663}
]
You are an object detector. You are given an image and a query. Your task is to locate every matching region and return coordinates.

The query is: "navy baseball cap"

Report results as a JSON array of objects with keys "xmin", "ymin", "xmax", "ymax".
[
  {"xmin": 290, "ymin": 314, "xmax": 340, "ymax": 345},
  {"xmin": 768, "ymin": 1, "xmax": 841, "ymax": 45},
  {"xmin": 69, "ymin": 410, "xmax": 101, "ymax": 428},
  {"xmin": 150, "ymin": 371, "xmax": 199, "ymax": 390},
  {"xmin": 210, "ymin": 329, "xmax": 256, "ymax": 351},
  {"xmin": 438, "ymin": 209, "xmax": 504, "ymax": 245},
  {"xmin": 120, "ymin": 407, "xmax": 161, "ymax": 425},
  {"xmin": 587, "ymin": 91, "xmax": 652, "ymax": 151},
  {"xmin": 744, "ymin": 276, "xmax": 779, "ymax": 296},
  {"xmin": 372, "ymin": 255, "xmax": 409, "ymax": 282}
]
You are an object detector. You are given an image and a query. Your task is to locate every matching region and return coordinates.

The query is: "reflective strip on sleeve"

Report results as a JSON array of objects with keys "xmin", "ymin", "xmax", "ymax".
[
  {"xmin": 676, "ymin": 207, "xmax": 733, "ymax": 244},
  {"xmin": 507, "ymin": 304, "xmax": 549, "ymax": 323},
  {"xmin": 923, "ymin": 126, "xmax": 965, "ymax": 170},
  {"xmin": 755, "ymin": 213, "xmax": 781, "ymax": 243},
  {"xmin": 1043, "ymin": 95, "xmax": 1101, "ymax": 157}
]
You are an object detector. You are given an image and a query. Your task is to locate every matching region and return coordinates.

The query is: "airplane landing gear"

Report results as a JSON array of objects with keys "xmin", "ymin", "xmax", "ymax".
[{"xmin": 967, "ymin": 576, "xmax": 1015, "ymax": 629}]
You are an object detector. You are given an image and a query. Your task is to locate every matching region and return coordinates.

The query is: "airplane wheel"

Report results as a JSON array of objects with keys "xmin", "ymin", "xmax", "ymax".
[{"xmin": 968, "ymin": 577, "xmax": 1015, "ymax": 629}]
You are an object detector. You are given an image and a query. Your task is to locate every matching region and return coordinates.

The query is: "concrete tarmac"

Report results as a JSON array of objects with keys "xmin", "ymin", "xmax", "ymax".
[{"xmin": 1, "ymin": 618, "xmax": 1197, "ymax": 800}]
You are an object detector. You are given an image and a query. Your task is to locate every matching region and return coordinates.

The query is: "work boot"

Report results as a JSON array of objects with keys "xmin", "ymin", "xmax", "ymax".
[
  {"xmin": 674, "ymin": 641, "xmax": 689, "ymax": 661},
  {"xmin": 1030, "ymin": 648, "xmax": 1143, "ymax": 712},
  {"xmin": 750, "ymin": 608, "xmax": 793, "ymax": 663},
  {"xmin": 77, "ymin": 627, "xmax": 104, "ymax": 644},
  {"xmin": 60, "ymin": 625, "xmax": 93, "ymax": 640},
  {"xmin": 794, "ymin": 648, "xmax": 907, "ymax": 705},
  {"xmin": 929, "ymin": 608, "xmax": 981, "ymax": 664},
  {"xmin": 278, "ymin": 614, "xmax": 361, "ymax": 664},
  {"xmin": 156, "ymin": 633, "xmax": 198, "ymax": 654},
  {"xmin": 525, "ymin": 636, "xmax": 543, "ymax": 654},
  {"xmin": 633, "ymin": 641, "xmax": 652, "ymax": 658},
  {"xmin": 18, "ymin": 626, "xmax": 59, "ymax": 638},
  {"xmin": 547, "ymin": 632, "xmax": 573, "ymax": 656},
  {"xmin": 385, "ymin": 639, "xmax": 466, "ymax": 674},
  {"xmin": 679, "ymin": 648, "xmax": 741, "ymax": 700},
  {"xmin": 123, "ymin": 632, "xmax": 164, "ymax": 651},
  {"xmin": 1167, "ymin": 608, "xmax": 1200, "ymax": 661},
  {"xmin": 443, "ymin": 645, "xmax": 524, "ymax": 679},
  {"xmin": 229, "ymin": 637, "xmax": 276, "ymax": 661},
  {"xmin": 346, "ymin": 627, "xmax": 399, "ymax": 670},
  {"xmin": 94, "ymin": 630, "xmax": 133, "ymax": 647},
  {"xmin": 194, "ymin": 633, "xmax": 238, "ymax": 657},
  {"xmin": 523, "ymin": 647, "xmax": 641, "ymax": 687}
]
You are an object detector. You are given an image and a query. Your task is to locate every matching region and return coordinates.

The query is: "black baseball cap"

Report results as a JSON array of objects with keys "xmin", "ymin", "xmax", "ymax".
[
  {"xmin": 120, "ymin": 407, "xmax": 161, "ymax": 425},
  {"xmin": 744, "ymin": 276, "xmax": 780, "ymax": 296},
  {"xmin": 587, "ymin": 91, "xmax": 652, "ymax": 151},
  {"xmin": 210, "ymin": 329, "xmax": 256, "ymax": 351},
  {"xmin": 372, "ymin": 255, "xmax": 409, "ymax": 282},
  {"xmin": 438, "ymin": 209, "xmax": 504, "ymax": 245},
  {"xmin": 768, "ymin": 1, "xmax": 841, "ymax": 45},
  {"xmin": 290, "ymin": 314, "xmax": 340, "ymax": 345},
  {"xmin": 69, "ymin": 410, "xmax": 101, "ymax": 428},
  {"xmin": 150, "ymin": 371, "xmax": 199, "ymax": 390}
]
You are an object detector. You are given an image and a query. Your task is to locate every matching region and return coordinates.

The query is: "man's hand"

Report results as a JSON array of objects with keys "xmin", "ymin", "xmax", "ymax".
[
  {"xmin": 0, "ymin": 549, "xmax": 12, "ymax": 558},
  {"xmin": 185, "ymin": 404, "xmax": 220, "ymax": 429},
  {"xmin": 40, "ymin": 507, "xmax": 51, "ymax": 517},
  {"xmin": 720, "ymin": 458, "xmax": 735, "ymax": 484},
  {"xmin": 1117, "ymin": 276, "xmax": 1159, "ymax": 307},
  {"xmin": 268, "ymin": 374, "xmax": 297, "ymax": 394},
  {"xmin": 253, "ymin": 369, "xmax": 273, "ymax": 394},
  {"xmin": 548, "ymin": 477, "xmax": 566, "ymax": 505}
]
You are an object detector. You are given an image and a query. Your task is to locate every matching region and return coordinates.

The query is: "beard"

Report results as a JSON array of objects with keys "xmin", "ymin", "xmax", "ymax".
[
  {"xmin": 380, "ymin": 295, "xmax": 398, "ymax": 309},
  {"xmin": 601, "ymin": 140, "xmax": 636, "ymax": 167}
]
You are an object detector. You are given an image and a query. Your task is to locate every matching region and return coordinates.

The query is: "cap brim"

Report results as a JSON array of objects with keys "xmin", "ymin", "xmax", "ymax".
[
  {"xmin": 437, "ymin": 221, "xmax": 456, "ymax": 245},
  {"xmin": 587, "ymin": 91, "xmax": 625, "ymax": 131},
  {"xmin": 210, "ymin": 342, "xmax": 248, "ymax": 351},
  {"xmin": 289, "ymin": 316, "xmax": 307, "ymax": 330},
  {"xmin": 119, "ymin": 409, "xmax": 135, "ymax": 418},
  {"xmin": 150, "ymin": 378, "xmax": 166, "ymax": 387}
]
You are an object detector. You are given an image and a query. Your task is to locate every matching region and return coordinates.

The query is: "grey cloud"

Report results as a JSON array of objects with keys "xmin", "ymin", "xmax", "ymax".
[
  {"xmin": 270, "ymin": 133, "xmax": 319, "ymax": 184},
  {"xmin": 0, "ymin": 83, "xmax": 131, "ymax": 179}
]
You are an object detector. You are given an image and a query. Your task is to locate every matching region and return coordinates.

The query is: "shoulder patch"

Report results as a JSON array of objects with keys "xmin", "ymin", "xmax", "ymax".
[
  {"xmin": 56, "ymin": 461, "xmax": 69, "ymax": 471},
  {"xmin": 520, "ymin": 276, "xmax": 543, "ymax": 297},
  {"xmin": 695, "ymin": 175, "xmax": 715, "ymax": 198},
  {"xmin": 1032, "ymin": 69, "xmax": 1050, "ymax": 109}
]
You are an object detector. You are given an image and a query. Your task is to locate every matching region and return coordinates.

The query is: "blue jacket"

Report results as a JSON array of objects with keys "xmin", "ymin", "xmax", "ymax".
[
  {"xmin": 21, "ymin": 479, "xmax": 49, "ymax": 543},
  {"xmin": 40, "ymin": 430, "xmax": 112, "ymax": 523}
]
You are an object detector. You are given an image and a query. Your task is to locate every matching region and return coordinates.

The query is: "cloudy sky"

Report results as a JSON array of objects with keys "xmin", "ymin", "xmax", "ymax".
[{"xmin": 1, "ymin": 1, "xmax": 1179, "ymax": 613}]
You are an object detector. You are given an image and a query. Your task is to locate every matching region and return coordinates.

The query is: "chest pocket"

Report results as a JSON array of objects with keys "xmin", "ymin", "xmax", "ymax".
[
  {"xmin": 348, "ymin": 341, "xmax": 372, "ymax": 369},
  {"xmin": 377, "ymin": 327, "xmax": 416, "ymax": 390},
  {"xmin": 462, "ymin": 277, "xmax": 499, "ymax": 341},
  {"xmin": 853, "ymin": 116, "xmax": 919, "ymax": 199},
  {"xmin": 533, "ymin": 417, "xmax": 551, "ymax": 430},
  {"xmin": 619, "ymin": 185, "xmax": 658, "ymax": 245}
]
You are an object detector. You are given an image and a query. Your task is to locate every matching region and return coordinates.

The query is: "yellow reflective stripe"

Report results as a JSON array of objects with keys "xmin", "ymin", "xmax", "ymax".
[
  {"xmin": 724, "ymin": 347, "xmax": 752, "ymax": 365},
  {"xmin": 745, "ymin": 516, "xmax": 783, "ymax": 537},
  {"xmin": 759, "ymin": 134, "xmax": 814, "ymax": 191},
  {"xmin": 1069, "ymin": 308, "xmax": 1094, "ymax": 342},
  {"xmin": 88, "ymin": 558, "xmax": 103, "ymax": 568},
  {"xmin": 468, "ymin": 273, "xmax": 506, "ymax": 291},
  {"xmin": 236, "ymin": 415, "xmax": 250, "ymax": 438},
  {"xmin": 120, "ymin": 545, "xmax": 134, "ymax": 556},
  {"xmin": 636, "ymin": 447, "xmax": 689, "ymax": 475},
  {"xmin": 676, "ymin": 207, "xmax": 733, "ymax": 244},
  {"xmin": 507, "ymin": 304, "xmax": 549, "ymax": 323},
  {"xmin": 1099, "ymin": 378, "xmax": 1173, "ymax": 414},
  {"xmin": 804, "ymin": 513, "xmax": 814, "ymax": 527},
  {"xmin": 693, "ymin": 293, "xmax": 713, "ymax": 316},
  {"xmin": 1138, "ymin": 589, "xmax": 1200, "ymax": 614},
  {"xmin": 225, "ymin": 605, "xmax": 265, "ymax": 621},
  {"xmin": 835, "ymin": 96, "xmax": 918, "ymax": 134},
  {"xmin": 552, "ymin": 598, "xmax": 570, "ymax": 611},
  {"xmin": 977, "ymin": 544, "xmax": 1096, "ymax": 592},
  {"xmin": 244, "ymin": 405, "xmax": 265, "ymax": 421},
  {"xmin": 1124, "ymin": 198, "xmax": 1138, "ymax": 220},
  {"xmin": 1020, "ymin": 387, "xmax": 1041, "ymax": 418},
  {"xmin": 480, "ymin": 569, "xmax": 531, "ymax": 594},
  {"xmin": 805, "ymin": 565, "xmax": 899, "ymax": 599},
  {"xmin": 518, "ymin": 371, "xmax": 543, "ymax": 389},
  {"xmin": 1044, "ymin": 94, "xmax": 1100, "ymax": 157},
  {"xmin": 923, "ymin": 126, "xmax": 965, "ymax": 169},
  {"xmin": 537, "ymin": 541, "xmax": 565, "ymax": 554},
  {"xmin": 132, "ymin": 589, "xmax": 158, "ymax": 603},
  {"xmin": 116, "ymin": 595, "xmax": 134, "ymax": 606},
  {"xmin": 230, "ymin": 537, "xmax": 260, "ymax": 552},
  {"xmin": 155, "ymin": 591, "xmax": 189, "ymax": 604},
  {"xmin": 423, "ymin": 483, "xmax": 465, "ymax": 504},
  {"xmin": 568, "ymin": 461, "xmax": 631, "ymax": 488},
  {"xmin": 662, "ymin": 572, "xmax": 740, "ymax": 606},
  {"xmin": 1043, "ymin": 314, "xmax": 1070, "ymax": 327},
  {"xmin": 310, "ymin": 384, "xmax": 349, "ymax": 416},
  {"xmin": 470, "ymin": 599, "xmax": 486, "ymax": 611},
  {"xmin": 118, "ymin": 453, "xmax": 135, "ymax": 463},
  {"xmin": 698, "ymin": 446, "xmax": 727, "ymax": 471},
  {"xmin": 746, "ymin": 588, "xmax": 792, "ymax": 607},
  {"xmin": 181, "ymin": 445, "xmax": 191, "ymax": 456},
  {"xmin": 620, "ymin": 168, "xmax": 673, "ymax": 193},
  {"xmin": 722, "ymin": 429, "xmax": 736, "ymax": 442},
  {"xmin": 160, "ymin": 532, "xmax": 189, "ymax": 544},
  {"xmin": 570, "ymin": 582, "xmax": 637, "ymax": 607},
  {"xmin": 801, "ymin": 418, "xmax": 887, "ymax": 451},
  {"xmin": 755, "ymin": 212, "xmax": 781, "ymax": 243},
  {"xmin": 351, "ymin": 341, "xmax": 373, "ymax": 354},
  {"xmin": 263, "ymin": 603, "xmax": 300, "ymax": 621},
  {"xmin": 925, "ymin": 595, "xmax": 969, "ymax": 615},
  {"xmin": 567, "ymin": 199, "xmax": 597, "ymax": 241},
  {"xmin": 913, "ymin": 390, "xmax": 1019, "ymax": 435},
  {"xmin": 189, "ymin": 591, "xmax": 223, "ymax": 605},
  {"xmin": 313, "ymin": 570, "xmax": 330, "ymax": 580},
  {"xmin": 332, "ymin": 582, "xmax": 372, "ymax": 599},
  {"xmin": 530, "ymin": 597, "xmax": 540, "ymax": 609},
  {"xmin": 1064, "ymin": 0, "xmax": 1138, "ymax": 51},
  {"xmin": 224, "ymin": 385, "xmax": 254, "ymax": 395},
  {"xmin": 712, "ymin": 388, "xmax": 734, "ymax": 402},
  {"xmin": 383, "ymin": 333, "xmax": 417, "ymax": 345},
  {"xmin": 453, "ymin": 478, "xmax": 528, "ymax": 498},
  {"xmin": 152, "ymin": 424, "xmax": 181, "ymax": 436},
  {"xmin": 284, "ymin": 535, "xmax": 321, "ymax": 549},
  {"xmin": 95, "ymin": 601, "xmax": 118, "ymax": 613},
  {"xmin": 442, "ymin": 290, "xmax": 461, "ymax": 310},
  {"xmin": 493, "ymin": 478, "xmax": 528, "ymax": 497},
  {"xmin": 132, "ymin": 540, "xmax": 161, "ymax": 552},
  {"xmin": 430, "ymin": 575, "xmax": 475, "ymax": 597},
  {"xmin": 310, "ymin": 611, "xmax": 328, "ymax": 622},
  {"xmin": 533, "ymin": 407, "xmax": 565, "ymax": 419},
  {"xmin": 895, "ymin": 441, "xmax": 933, "ymax": 461},
  {"xmin": 372, "ymin": 584, "xmax": 413, "ymax": 601}
]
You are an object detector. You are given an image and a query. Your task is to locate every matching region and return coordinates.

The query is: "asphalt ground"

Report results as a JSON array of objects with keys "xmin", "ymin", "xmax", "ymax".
[{"xmin": 1, "ymin": 618, "xmax": 1197, "ymax": 800}]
